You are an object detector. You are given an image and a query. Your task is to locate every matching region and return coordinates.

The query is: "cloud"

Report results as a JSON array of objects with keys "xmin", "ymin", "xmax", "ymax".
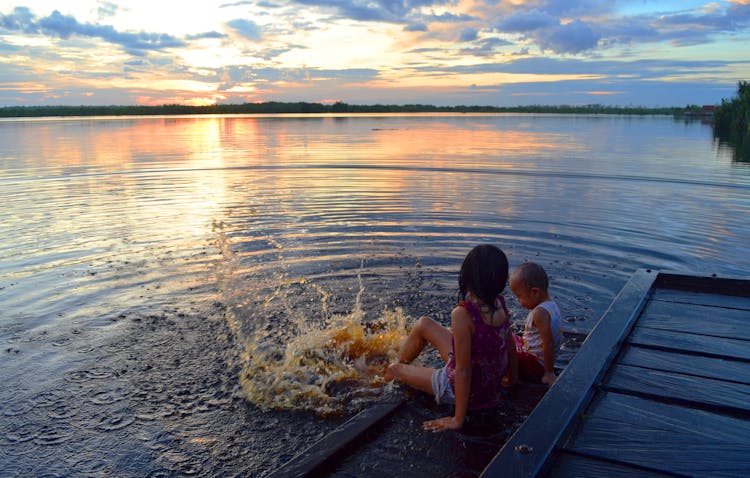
[
  {"xmin": 421, "ymin": 56, "xmax": 748, "ymax": 88},
  {"xmin": 459, "ymin": 37, "xmax": 514, "ymax": 57},
  {"xmin": 491, "ymin": 78, "xmax": 735, "ymax": 107},
  {"xmin": 186, "ymin": 31, "xmax": 229, "ymax": 40},
  {"xmin": 535, "ymin": 0, "xmax": 614, "ymax": 18},
  {"xmin": 0, "ymin": 8, "xmax": 186, "ymax": 51},
  {"xmin": 424, "ymin": 12, "xmax": 476, "ymax": 23},
  {"xmin": 226, "ymin": 18, "xmax": 262, "ymax": 41},
  {"xmin": 537, "ymin": 20, "xmax": 600, "ymax": 54},
  {"xmin": 656, "ymin": 1, "xmax": 750, "ymax": 34},
  {"xmin": 0, "ymin": 6, "xmax": 36, "ymax": 33},
  {"xmin": 0, "ymin": 39, "xmax": 20, "ymax": 53},
  {"xmin": 207, "ymin": 63, "xmax": 379, "ymax": 94},
  {"xmin": 496, "ymin": 9, "xmax": 558, "ymax": 32},
  {"xmin": 459, "ymin": 28, "xmax": 478, "ymax": 42},
  {"xmin": 495, "ymin": 9, "xmax": 599, "ymax": 54},
  {"xmin": 491, "ymin": 1, "xmax": 750, "ymax": 55},
  {"xmin": 220, "ymin": 0, "xmax": 282, "ymax": 8},
  {"xmin": 220, "ymin": 1, "xmax": 255, "ymax": 7},
  {"xmin": 1, "ymin": 1, "xmax": 748, "ymax": 108},
  {"xmin": 292, "ymin": 0, "xmax": 448, "ymax": 23},
  {"xmin": 97, "ymin": 1, "xmax": 120, "ymax": 19},
  {"xmin": 404, "ymin": 23, "xmax": 427, "ymax": 32},
  {"xmin": 596, "ymin": 2, "xmax": 750, "ymax": 48}
]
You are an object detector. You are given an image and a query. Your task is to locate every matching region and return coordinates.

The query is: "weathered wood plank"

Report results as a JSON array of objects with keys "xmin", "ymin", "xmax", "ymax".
[
  {"xmin": 544, "ymin": 451, "xmax": 677, "ymax": 478},
  {"xmin": 652, "ymin": 288, "xmax": 750, "ymax": 310},
  {"xmin": 637, "ymin": 300, "xmax": 750, "ymax": 340},
  {"xmin": 654, "ymin": 272, "xmax": 750, "ymax": 298},
  {"xmin": 480, "ymin": 269, "xmax": 657, "ymax": 478},
  {"xmin": 628, "ymin": 327, "xmax": 750, "ymax": 361},
  {"xmin": 268, "ymin": 400, "xmax": 403, "ymax": 478},
  {"xmin": 618, "ymin": 345, "xmax": 750, "ymax": 385},
  {"xmin": 564, "ymin": 392, "xmax": 750, "ymax": 478},
  {"xmin": 604, "ymin": 363, "xmax": 750, "ymax": 414}
]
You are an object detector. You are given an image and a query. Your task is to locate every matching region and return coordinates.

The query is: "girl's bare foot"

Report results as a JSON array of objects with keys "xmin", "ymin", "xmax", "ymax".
[{"xmin": 383, "ymin": 363, "xmax": 398, "ymax": 382}]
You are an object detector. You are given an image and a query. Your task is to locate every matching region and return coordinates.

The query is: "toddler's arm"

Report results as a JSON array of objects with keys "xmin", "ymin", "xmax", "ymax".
[{"xmin": 532, "ymin": 307, "xmax": 557, "ymax": 385}]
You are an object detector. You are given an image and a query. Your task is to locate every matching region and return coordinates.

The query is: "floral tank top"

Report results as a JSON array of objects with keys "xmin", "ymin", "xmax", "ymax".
[{"xmin": 446, "ymin": 295, "xmax": 510, "ymax": 410}]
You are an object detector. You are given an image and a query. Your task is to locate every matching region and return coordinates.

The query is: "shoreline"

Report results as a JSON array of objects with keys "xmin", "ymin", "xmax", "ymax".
[{"xmin": 0, "ymin": 102, "xmax": 689, "ymax": 119}]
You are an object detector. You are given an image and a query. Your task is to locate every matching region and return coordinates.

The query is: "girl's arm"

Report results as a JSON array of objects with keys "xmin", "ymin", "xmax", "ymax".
[
  {"xmin": 423, "ymin": 307, "xmax": 472, "ymax": 432},
  {"xmin": 504, "ymin": 325, "xmax": 518, "ymax": 386},
  {"xmin": 532, "ymin": 307, "xmax": 556, "ymax": 385}
]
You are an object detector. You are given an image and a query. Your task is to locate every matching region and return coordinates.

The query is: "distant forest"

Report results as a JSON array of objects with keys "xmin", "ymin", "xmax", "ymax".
[
  {"xmin": 0, "ymin": 102, "xmax": 689, "ymax": 118},
  {"xmin": 713, "ymin": 81, "xmax": 750, "ymax": 161}
]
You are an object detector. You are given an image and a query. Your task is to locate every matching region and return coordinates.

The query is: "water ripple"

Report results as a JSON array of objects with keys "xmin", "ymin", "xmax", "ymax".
[
  {"xmin": 1, "ymin": 422, "xmax": 40, "ymax": 445},
  {"xmin": 2, "ymin": 114, "xmax": 749, "ymax": 477},
  {"xmin": 4, "ymin": 163, "xmax": 748, "ymax": 191},
  {"xmin": 93, "ymin": 408, "xmax": 136, "ymax": 432},
  {"xmin": 32, "ymin": 424, "xmax": 73, "ymax": 446}
]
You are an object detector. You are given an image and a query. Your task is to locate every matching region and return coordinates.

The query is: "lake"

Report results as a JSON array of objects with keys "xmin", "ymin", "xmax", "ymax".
[{"xmin": 1, "ymin": 113, "xmax": 749, "ymax": 477}]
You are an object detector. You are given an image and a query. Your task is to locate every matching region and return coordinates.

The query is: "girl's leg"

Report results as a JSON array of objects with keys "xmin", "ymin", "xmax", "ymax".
[
  {"xmin": 385, "ymin": 363, "xmax": 435, "ymax": 395},
  {"xmin": 397, "ymin": 316, "xmax": 453, "ymax": 364}
]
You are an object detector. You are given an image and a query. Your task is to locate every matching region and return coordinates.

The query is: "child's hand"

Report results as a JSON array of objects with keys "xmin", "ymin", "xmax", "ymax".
[
  {"xmin": 541, "ymin": 371, "xmax": 557, "ymax": 385},
  {"xmin": 423, "ymin": 416, "xmax": 463, "ymax": 432}
]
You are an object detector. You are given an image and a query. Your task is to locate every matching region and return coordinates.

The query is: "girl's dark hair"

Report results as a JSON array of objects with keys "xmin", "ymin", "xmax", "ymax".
[{"xmin": 458, "ymin": 244, "xmax": 509, "ymax": 312}]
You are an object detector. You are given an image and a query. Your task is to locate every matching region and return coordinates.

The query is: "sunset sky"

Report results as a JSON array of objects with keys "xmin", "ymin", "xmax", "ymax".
[{"xmin": 1, "ymin": 1, "xmax": 749, "ymax": 107}]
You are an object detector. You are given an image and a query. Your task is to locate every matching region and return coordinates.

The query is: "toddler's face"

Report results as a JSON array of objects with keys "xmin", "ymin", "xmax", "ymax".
[{"xmin": 510, "ymin": 275, "xmax": 536, "ymax": 309}]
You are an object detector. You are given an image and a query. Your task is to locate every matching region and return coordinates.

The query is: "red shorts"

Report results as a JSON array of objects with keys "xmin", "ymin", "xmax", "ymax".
[{"xmin": 514, "ymin": 335, "xmax": 544, "ymax": 381}]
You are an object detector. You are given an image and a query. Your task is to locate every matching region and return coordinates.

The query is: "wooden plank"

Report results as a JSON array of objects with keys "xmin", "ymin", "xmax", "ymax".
[
  {"xmin": 637, "ymin": 300, "xmax": 750, "ymax": 340},
  {"xmin": 654, "ymin": 272, "xmax": 750, "ymax": 298},
  {"xmin": 618, "ymin": 345, "xmax": 750, "ymax": 385},
  {"xmin": 269, "ymin": 400, "xmax": 403, "ymax": 478},
  {"xmin": 604, "ymin": 363, "xmax": 750, "ymax": 415},
  {"xmin": 480, "ymin": 269, "xmax": 657, "ymax": 478},
  {"xmin": 652, "ymin": 288, "xmax": 750, "ymax": 311},
  {"xmin": 628, "ymin": 327, "xmax": 750, "ymax": 361},
  {"xmin": 545, "ymin": 451, "xmax": 678, "ymax": 478},
  {"xmin": 564, "ymin": 391, "xmax": 750, "ymax": 478}
]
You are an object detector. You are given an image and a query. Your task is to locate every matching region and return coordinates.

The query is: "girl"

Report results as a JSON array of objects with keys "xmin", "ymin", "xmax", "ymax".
[{"xmin": 385, "ymin": 244, "xmax": 517, "ymax": 432}]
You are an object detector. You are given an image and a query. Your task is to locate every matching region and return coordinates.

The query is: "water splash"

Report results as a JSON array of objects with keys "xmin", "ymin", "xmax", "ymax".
[
  {"xmin": 238, "ymin": 306, "xmax": 407, "ymax": 416},
  {"xmin": 217, "ymin": 231, "xmax": 409, "ymax": 416}
]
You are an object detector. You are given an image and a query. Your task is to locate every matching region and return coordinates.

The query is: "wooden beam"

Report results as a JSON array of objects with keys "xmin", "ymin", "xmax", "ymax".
[
  {"xmin": 655, "ymin": 272, "xmax": 750, "ymax": 297},
  {"xmin": 269, "ymin": 400, "xmax": 403, "ymax": 478}
]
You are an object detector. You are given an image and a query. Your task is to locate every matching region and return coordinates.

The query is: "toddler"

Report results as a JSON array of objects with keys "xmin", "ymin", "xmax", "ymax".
[{"xmin": 509, "ymin": 262, "xmax": 562, "ymax": 385}]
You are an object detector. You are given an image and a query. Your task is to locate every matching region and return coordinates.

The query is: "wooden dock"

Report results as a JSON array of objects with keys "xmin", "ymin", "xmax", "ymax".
[{"xmin": 481, "ymin": 269, "xmax": 750, "ymax": 478}]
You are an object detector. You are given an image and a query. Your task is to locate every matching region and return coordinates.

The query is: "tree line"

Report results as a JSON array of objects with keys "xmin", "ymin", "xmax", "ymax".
[
  {"xmin": 713, "ymin": 81, "xmax": 750, "ymax": 162},
  {"xmin": 0, "ymin": 102, "xmax": 685, "ymax": 118}
]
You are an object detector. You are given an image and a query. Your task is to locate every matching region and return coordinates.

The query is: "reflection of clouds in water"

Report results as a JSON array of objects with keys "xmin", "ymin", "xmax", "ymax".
[
  {"xmin": 5, "ymin": 115, "xmax": 750, "ymax": 408},
  {"xmin": 2, "ymin": 113, "xmax": 749, "ymax": 476}
]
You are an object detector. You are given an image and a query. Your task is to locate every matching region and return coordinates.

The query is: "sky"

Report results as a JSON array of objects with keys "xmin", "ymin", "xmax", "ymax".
[{"xmin": 0, "ymin": 1, "xmax": 749, "ymax": 107}]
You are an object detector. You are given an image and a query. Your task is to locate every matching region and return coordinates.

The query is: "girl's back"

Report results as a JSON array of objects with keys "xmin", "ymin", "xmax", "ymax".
[{"xmin": 449, "ymin": 298, "xmax": 510, "ymax": 410}]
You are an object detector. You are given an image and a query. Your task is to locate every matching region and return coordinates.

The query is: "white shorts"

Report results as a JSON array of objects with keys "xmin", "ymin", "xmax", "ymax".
[{"xmin": 431, "ymin": 366, "xmax": 455, "ymax": 405}]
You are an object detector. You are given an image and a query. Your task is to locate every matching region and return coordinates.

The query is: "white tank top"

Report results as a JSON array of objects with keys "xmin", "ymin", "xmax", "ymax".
[{"xmin": 522, "ymin": 300, "xmax": 562, "ymax": 361}]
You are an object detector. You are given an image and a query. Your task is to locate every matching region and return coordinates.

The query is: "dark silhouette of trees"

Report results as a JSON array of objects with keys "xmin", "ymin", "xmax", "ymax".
[
  {"xmin": 714, "ymin": 81, "xmax": 750, "ymax": 162},
  {"xmin": 0, "ymin": 102, "xmax": 683, "ymax": 118}
]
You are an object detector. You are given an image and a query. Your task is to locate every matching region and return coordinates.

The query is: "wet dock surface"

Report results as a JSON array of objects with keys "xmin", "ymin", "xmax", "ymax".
[{"xmin": 272, "ymin": 384, "xmax": 550, "ymax": 478}]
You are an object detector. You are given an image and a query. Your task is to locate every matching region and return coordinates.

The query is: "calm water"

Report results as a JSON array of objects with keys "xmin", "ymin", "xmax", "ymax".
[{"xmin": 1, "ymin": 113, "xmax": 749, "ymax": 476}]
